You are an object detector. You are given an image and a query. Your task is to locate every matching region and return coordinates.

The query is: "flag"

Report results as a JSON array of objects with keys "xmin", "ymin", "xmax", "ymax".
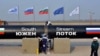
[
  {"xmin": 54, "ymin": 7, "xmax": 64, "ymax": 15},
  {"xmin": 24, "ymin": 7, "xmax": 33, "ymax": 15},
  {"xmin": 0, "ymin": 28, "xmax": 5, "ymax": 35},
  {"xmin": 8, "ymin": 7, "xmax": 18, "ymax": 14},
  {"xmin": 39, "ymin": 7, "xmax": 48, "ymax": 15},
  {"xmin": 86, "ymin": 28, "xmax": 100, "ymax": 34},
  {"xmin": 69, "ymin": 6, "xmax": 79, "ymax": 16}
]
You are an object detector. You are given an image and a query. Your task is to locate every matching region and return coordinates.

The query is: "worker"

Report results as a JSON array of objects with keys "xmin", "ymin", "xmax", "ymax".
[
  {"xmin": 41, "ymin": 34, "xmax": 48, "ymax": 54},
  {"xmin": 90, "ymin": 37, "xmax": 99, "ymax": 56}
]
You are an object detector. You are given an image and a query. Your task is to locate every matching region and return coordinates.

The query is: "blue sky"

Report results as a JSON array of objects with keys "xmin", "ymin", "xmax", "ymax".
[{"xmin": 0, "ymin": 0, "xmax": 100, "ymax": 21}]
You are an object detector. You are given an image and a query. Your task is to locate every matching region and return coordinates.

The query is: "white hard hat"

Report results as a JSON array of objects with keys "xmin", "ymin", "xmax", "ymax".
[
  {"xmin": 48, "ymin": 21, "xmax": 51, "ymax": 24},
  {"xmin": 93, "ymin": 37, "xmax": 98, "ymax": 40}
]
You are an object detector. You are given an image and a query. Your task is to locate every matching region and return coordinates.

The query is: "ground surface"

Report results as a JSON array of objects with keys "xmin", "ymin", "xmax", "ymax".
[{"xmin": 0, "ymin": 39, "xmax": 100, "ymax": 56}]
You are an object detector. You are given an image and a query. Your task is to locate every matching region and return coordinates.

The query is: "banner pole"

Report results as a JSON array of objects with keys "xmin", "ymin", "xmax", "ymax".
[
  {"xmin": 48, "ymin": 8, "xmax": 50, "ymax": 21},
  {"xmin": 33, "ymin": 6, "xmax": 35, "ymax": 25}
]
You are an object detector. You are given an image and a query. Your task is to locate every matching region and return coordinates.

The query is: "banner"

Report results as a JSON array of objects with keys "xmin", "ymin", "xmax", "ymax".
[
  {"xmin": 24, "ymin": 7, "xmax": 34, "ymax": 15},
  {"xmin": 8, "ymin": 7, "xmax": 18, "ymax": 14},
  {"xmin": 54, "ymin": 7, "xmax": 64, "ymax": 15},
  {"xmin": 39, "ymin": 7, "xmax": 48, "ymax": 15},
  {"xmin": 69, "ymin": 6, "xmax": 79, "ymax": 16}
]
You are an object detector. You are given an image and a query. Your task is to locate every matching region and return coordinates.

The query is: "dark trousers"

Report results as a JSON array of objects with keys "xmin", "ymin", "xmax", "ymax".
[
  {"xmin": 90, "ymin": 49, "xmax": 98, "ymax": 56},
  {"xmin": 42, "ymin": 44, "xmax": 47, "ymax": 54}
]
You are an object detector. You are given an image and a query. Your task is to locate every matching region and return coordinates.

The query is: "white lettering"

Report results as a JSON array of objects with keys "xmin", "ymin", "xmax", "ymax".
[
  {"xmin": 21, "ymin": 27, "xmax": 36, "ymax": 31},
  {"xmin": 56, "ymin": 27, "xmax": 74, "ymax": 31},
  {"xmin": 16, "ymin": 32, "xmax": 36, "ymax": 36},
  {"xmin": 16, "ymin": 32, "xmax": 22, "ymax": 36},
  {"xmin": 56, "ymin": 32, "xmax": 76, "ymax": 36},
  {"xmin": 60, "ymin": 32, "xmax": 65, "ymax": 35},
  {"xmin": 56, "ymin": 32, "xmax": 60, "ymax": 35},
  {"xmin": 32, "ymin": 32, "xmax": 36, "ymax": 35}
]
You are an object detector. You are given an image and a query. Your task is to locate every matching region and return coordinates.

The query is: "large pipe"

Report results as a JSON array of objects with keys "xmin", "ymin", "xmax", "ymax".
[{"xmin": 0, "ymin": 25, "xmax": 100, "ymax": 39}]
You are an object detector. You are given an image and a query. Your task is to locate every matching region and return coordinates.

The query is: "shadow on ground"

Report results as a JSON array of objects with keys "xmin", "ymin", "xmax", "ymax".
[{"xmin": 70, "ymin": 46, "xmax": 75, "ymax": 53}]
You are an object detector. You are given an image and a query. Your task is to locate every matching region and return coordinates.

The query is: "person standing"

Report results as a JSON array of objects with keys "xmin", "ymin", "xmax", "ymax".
[
  {"xmin": 90, "ymin": 37, "xmax": 99, "ymax": 56},
  {"xmin": 41, "ymin": 34, "xmax": 48, "ymax": 54}
]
